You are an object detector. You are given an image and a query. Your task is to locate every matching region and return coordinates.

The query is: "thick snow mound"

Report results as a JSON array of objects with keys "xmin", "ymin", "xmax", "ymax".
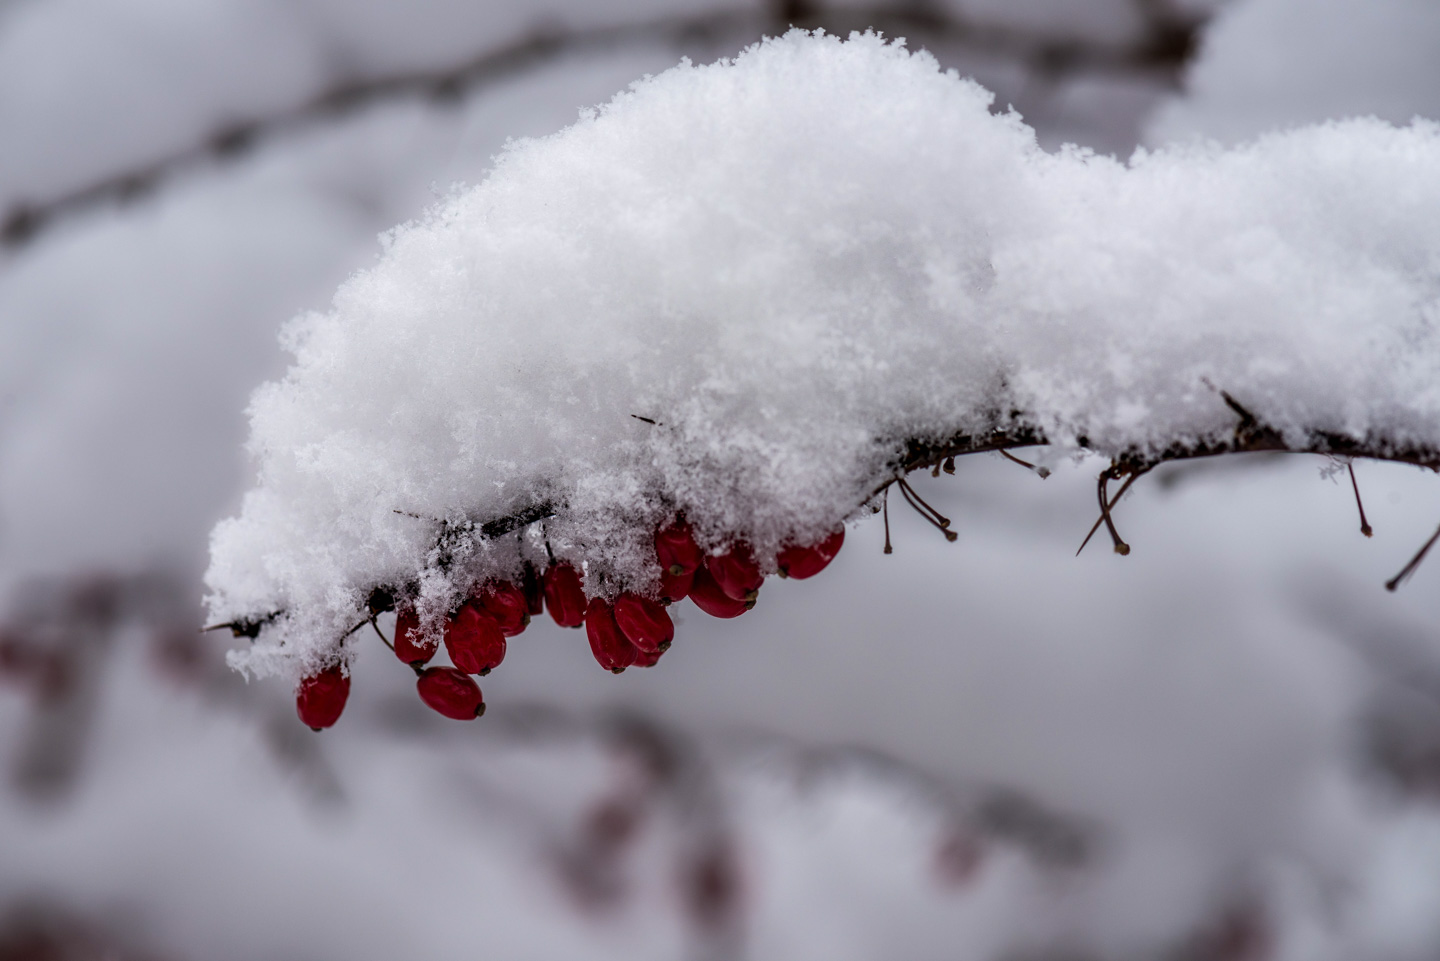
[{"xmin": 206, "ymin": 30, "xmax": 1440, "ymax": 678}]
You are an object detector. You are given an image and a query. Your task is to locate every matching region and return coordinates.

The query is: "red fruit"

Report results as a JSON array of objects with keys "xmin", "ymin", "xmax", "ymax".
[
  {"xmin": 393, "ymin": 607, "xmax": 438, "ymax": 668},
  {"xmin": 633, "ymin": 647, "xmax": 663, "ymax": 668},
  {"xmin": 543, "ymin": 563, "xmax": 587, "ymax": 628},
  {"xmin": 706, "ymin": 544, "xmax": 763, "ymax": 602},
  {"xmin": 416, "ymin": 667, "xmax": 485, "ymax": 720},
  {"xmin": 776, "ymin": 529, "xmax": 845, "ymax": 579},
  {"xmin": 520, "ymin": 563, "xmax": 546, "ymax": 617},
  {"xmin": 655, "ymin": 521, "xmax": 703, "ymax": 576},
  {"xmin": 658, "ymin": 566, "xmax": 694, "ymax": 603},
  {"xmin": 585, "ymin": 598, "xmax": 638, "ymax": 673},
  {"xmin": 614, "ymin": 593, "xmax": 674, "ymax": 653},
  {"xmin": 478, "ymin": 581, "xmax": 530, "ymax": 636},
  {"xmin": 296, "ymin": 665, "xmax": 350, "ymax": 730},
  {"xmin": 445, "ymin": 604, "xmax": 507, "ymax": 675},
  {"xmin": 689, "ymin": 566, "xmax": 754, "ymax": 618}
]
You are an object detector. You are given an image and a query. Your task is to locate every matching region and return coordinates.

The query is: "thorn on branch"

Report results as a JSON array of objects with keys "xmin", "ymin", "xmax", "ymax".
[
  {"xmin": 1000, "ymin": 449, "xmax": 1051, "ymax": 479},
  {"xmin": 1348, "ymin": 463, "xmax": 1373, "ymax": 537},
  {"xmin": 1386, "ymin": 521, "xmax": 1440, "ymax": 592}
]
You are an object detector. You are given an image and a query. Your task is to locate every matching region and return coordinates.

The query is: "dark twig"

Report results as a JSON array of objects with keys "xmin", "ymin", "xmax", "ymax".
[
  {"xmin": 896, "ymin": 478, "xmax": 958, "ymax": 542},
  {"xmin": 370, "ymin": 617, "xmax": 395, "ymax": 653},
  {"xmin": 1387, "ymin": 522, "xmax": 1440, "ymax": 592},
  {"xmin": 1077, "ymin": 467, "xmax": 1149, "ymax": 556},
  {"xmin": 630, "ymin": 414, "xmax": 659, "ymax": 426},
  {"xmin": 882, "ymin": 485, "xmax": 893, "ymax": 555},
  {"xmin": 1348, "ymin": 463, "xmax": 1373, "ymax": 537},
  {"xmin": 1097, "ymin": 468, "xmax": 1131, "ymax": 556}
]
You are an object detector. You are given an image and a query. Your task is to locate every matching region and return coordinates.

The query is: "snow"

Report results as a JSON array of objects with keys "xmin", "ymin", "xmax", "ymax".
[{"xmin": 204, "ymin": 30, "xmax": 1440, "ymax": 680}]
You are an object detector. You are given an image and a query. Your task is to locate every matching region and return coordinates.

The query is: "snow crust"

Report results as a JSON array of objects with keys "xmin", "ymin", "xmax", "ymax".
[{"xmin": 206, "ymin": 30, "xmax": 1440, "ymax": 676}]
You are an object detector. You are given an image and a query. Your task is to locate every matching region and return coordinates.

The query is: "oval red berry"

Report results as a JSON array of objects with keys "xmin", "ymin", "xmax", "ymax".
[
  {"xmin": 393, "ymin": 606, "xmax": 438, "ymax": 667},
  {"xmin": 689, "ymin": 566, "xmax": 753, "ymax": 618},
  {"xmin": 445, "ymin": 603, "xmax": 507, "ymax": 675},
  {"xmin": 655, "ymin": 521, "xmax": 703, "ymax": 576},
  {"xmin": 613, "ymin": 592, "xmax": 674, "ymax": 653},
  {"xmin": 706, "ymin": 544, "xmax": 763, "ymax": 602},
  {"xmin": 776, "ymin": 529, "xmax": 845, "ymax": 579},
  {"xmin": 543, "ymin": 563, "xmax": 586, "ymax": 628},
  {"xmin": 478, "ymin": 581, "xmax": 530, "ymax": 636},
  {"xmin": 416, "ymin": 666, "xmax": 485, "ymax": 720},
  {"xmin": 585, "ymin": 597, "xmax": 638, "ymax": 673},
  {"xmin": 296, "ymin": 665, "xmax": 350, "ymax": 730}
]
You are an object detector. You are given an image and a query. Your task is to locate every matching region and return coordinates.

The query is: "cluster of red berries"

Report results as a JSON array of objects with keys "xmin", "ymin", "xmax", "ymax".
[{"xmin": 296, "ymin": 521, "xmax": 845, "ymax": 730}]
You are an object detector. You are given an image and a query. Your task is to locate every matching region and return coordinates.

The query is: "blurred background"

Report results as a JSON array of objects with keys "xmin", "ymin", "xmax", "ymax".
[{"xmin": 2, "ymin": 0, "xmax": 1440, "ymax": 958}]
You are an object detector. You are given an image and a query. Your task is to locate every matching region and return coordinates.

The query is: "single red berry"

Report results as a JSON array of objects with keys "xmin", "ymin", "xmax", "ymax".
[
  {"xmin": 658, "ymin": 566, "xmax": 694, "ymax": 603},
  {"xmin": 633, "ymin": 647, "xmax": 664, "ymax": 668},
  {"xmin": 445, "ymin": 603, "xmax": 507, "ymax": 675},
  {"xmin": 393, "ymin": 606, "xmax": 438, "ymax": 668},
  {"xmin": 776, "ymin": 529, "xmax": 845, "ymax": 579},
  {"xmin": 416, "ymin": 666, "xmax": 485, "ymax": 720},
  {"xmin": 614, "ymin": 592, "xmax": 674, "ymax": 653},
  {"xmin": 543, "ymin": 563, "xmax": 587, "ymax": 628},
  {"xmin": 706, "ymin": 544, "xmax": 763, "ymax": 602},
  {"xmin": 655, "ymin": 521, "xmax": 703, "ymax": 576},
  {"xmin": 520, "ymin": 562, "xmax": 546, "ymax": 617},
  {"xmin": 689, "ymin": 566, "xmax": 754, "ymax": 618},
  {"xmin": 296, "ymin": 665, "xmax": 350, "ymax": 730},
  {"xmin": 477, "ymin": 581, "xmax": 530, "ymax": 636},
  {"xmin": 585, "ymin": 598, "xmax": 638, "ymax": 673}
]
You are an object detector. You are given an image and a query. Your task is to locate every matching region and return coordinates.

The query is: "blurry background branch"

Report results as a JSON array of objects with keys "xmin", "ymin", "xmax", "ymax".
[{"xmin": 0, "ymin": 0, "xmax": 1209, "ymax": 250}]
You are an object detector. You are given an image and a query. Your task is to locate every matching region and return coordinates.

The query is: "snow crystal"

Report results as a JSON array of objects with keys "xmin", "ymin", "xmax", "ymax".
[{"xmin": 205, "ymin": 30, "xmax": 1440, "ymax": 676}]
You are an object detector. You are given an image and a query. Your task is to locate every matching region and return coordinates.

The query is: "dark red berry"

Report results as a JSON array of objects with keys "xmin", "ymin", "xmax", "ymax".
[
  {"xmin": 445, "ymin": 603, "xmax": 507, "ymax": 675},
  {"xmin": 658, "ymin": 566, "xmax": 694, "ymax": 603},
  {"xmin": 706, "ymin": 544, "xmax": 763, "ymax": 602},
  {"xmin": 655, "ymin": 521, "xmax": 703, "ymax": 576},
  {"xmin": 416, "ymin": 666, "xmax": 485, "ymax": 720},
  {"xmin": 585, "ymin": 598, "xmax": 638, "ymax": 673},
  {"xmin": 776, "ymin": 529, "xmax": 845, "ymax": 579},
  {"xmin": 633, "ymin": 647, "xmax": 663, "ymax": 668},
  {"xmin": 477, "ymin": 581, "xmax": 530, "ymax": 636},
  {"xmin": 520, "ymin": 562, "xmax": 546, "ymax": 617},
  {"xmin": 393, "ymin": 607, "xmax": 437, "ymax": 667},
  {"xmin": 543, "ymin": 563, "xmax": 587, "ymax": 628},
  {"xmin": 614, "ymin": 592, "xmax": 674, "ymax": 653},
  {"xmin": 296, "ymin": 665, "xmax": 350, "ymax": 730},
  {"xmin": 689, "ymin": 566, "xmax": 754, "ymax": 618}
]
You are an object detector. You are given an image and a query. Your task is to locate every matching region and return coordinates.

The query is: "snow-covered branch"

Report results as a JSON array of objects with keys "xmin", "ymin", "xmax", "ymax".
[{"xmin": 204, "ymin": 31, "xmax": 1440, "ymax": 684}]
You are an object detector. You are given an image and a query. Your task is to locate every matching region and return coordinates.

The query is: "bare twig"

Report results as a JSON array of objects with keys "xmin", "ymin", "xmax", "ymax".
[
  {"xmin": 1349, "ymin": 462, "xmax": 1373, "ymax": 537},
  {"xmin": 1387, "ymin": 522, "xmax": 1440, "ymax": 592}
]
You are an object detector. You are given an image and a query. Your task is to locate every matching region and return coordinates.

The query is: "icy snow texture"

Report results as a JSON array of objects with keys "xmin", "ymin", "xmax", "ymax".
[{"xmin": 206, "ymin": 30, "xmax": 1440, "ymax": 676}]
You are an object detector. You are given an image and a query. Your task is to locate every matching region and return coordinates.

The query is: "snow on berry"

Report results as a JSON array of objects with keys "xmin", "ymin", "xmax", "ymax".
[
  {"xmin": 205, "ymin": 30, "xmax": 1440, "ymax": 680},
  {"xmin": 393, "ymin": 607, "xmax": 437, "ymax": 668},
  {"xmin": 705, "ymin": 545, "xmax": 764, "ymax": 603}
]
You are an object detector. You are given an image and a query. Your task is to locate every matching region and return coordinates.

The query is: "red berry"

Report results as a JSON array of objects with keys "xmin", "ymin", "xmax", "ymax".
[
  {"xmin": 477, "ymin": 581, "xmax": 530, "ymax": 636},
  {"xmin": 416, "ymin": 666, "xmax": 485, "ymax": 720},
  {"xmin": 614, "ymin": 592, "xmax": 674, "ymax": 653},
  {"xmin": 658, "ymin": 566, "xmax": 694, "ymax": 603},
  {"xmin": 445, "ymin": 603, "xmax": 507, "ymax": 675},
  {"xmin": 393, "ymin": 607, "xmax": 437, "ymax": 668},
  {"xmin": 689, "ymin": 566, "xmax": 754, "ymax": 618},
  {"xmin": 543, "ymin": 563, "xmax": 587, "ymax": 628},
  {"xmin": 520, "ymin": 562, "xmax": 546, "ymax": 617},
  {"xmin": 296, "ymin": 665, "xmax": 350, "ymax": 730},
  {"xmin": 655, "ymin": 521, "xmax": 703, "ymax": 576},
  {"xmin": 633, "ymin": 647, "xmax": 663, "ymax": 668},
  {"xmin": 585, "ymin": 598, "xmax": 638, "ymax": 673},
  {"xmin": 776, "ymin": 529, "xmax": 845, "ymax": 579},
  {"xmin": 706, "ymin": 544, "xmax": 763, "ymax": 602}
]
